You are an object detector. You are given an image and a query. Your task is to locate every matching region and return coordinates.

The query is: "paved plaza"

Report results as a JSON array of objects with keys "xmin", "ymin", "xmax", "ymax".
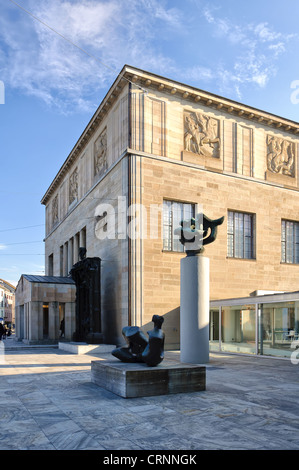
[{"xmin": 0, "ymin": 335, "xmax": 299, "ymax": 451}]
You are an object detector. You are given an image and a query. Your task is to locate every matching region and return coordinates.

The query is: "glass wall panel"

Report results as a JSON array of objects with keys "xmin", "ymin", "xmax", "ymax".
[
  {"xmin": 220, "ymin": 304, "xmax": 256, "ymax": 354},
  {"xmin": 209, "ymin": 309, "xmax": 220, "ymax": 351},
  {"xmin": 259, "ymin": 301, "xmax": 299, "ymax": 358}
]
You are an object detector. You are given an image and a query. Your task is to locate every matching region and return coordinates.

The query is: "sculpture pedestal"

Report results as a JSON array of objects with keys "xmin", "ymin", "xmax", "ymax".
[
  {"xmin": 59, "ymin": 342, "xmax": 115, "ymax": 355},
  {"xmin": 91, "ymin": 358, "xmax": 206, "ymax": 398},
  {"xmin": 180, "ymin": 254, "xmax": 210, "ymax": 364}
]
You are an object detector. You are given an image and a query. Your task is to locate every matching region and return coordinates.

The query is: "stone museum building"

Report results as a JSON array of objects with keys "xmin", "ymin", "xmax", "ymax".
[{"xmin": 15, "ymin": 65, "xmax": 299, "ymax": 359}]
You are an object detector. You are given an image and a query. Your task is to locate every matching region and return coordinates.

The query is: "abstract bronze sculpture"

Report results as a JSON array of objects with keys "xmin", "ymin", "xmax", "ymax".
[
  {"xmin": 174, "ymin": 213, "xmax": 224, "ymax": 255},
  {"xmin": 70, "ymin": 253, "xmax": 103, "ymax": 344},
  {"xmin": 112, "ymin": 315, "xmax": 165, "ymax": 367}
]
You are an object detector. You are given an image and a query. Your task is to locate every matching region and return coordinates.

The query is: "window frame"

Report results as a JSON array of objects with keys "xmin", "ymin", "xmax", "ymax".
[
  {"xmin": 227, "ymin": 210, "xmax": 255, "ymax": 260},
  {"xmin": 162, "ymin": 199, "xmax": 196, "ymax": 253},
  {"xmin": 281, "ymin": 219, "xmax": 299, "ymax": 264}
]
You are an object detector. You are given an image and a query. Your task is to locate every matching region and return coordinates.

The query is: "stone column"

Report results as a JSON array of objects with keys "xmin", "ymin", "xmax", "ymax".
[
  {"xmin": 24, "ymin": 302, "xmax": 29, "ymax": 341},
  {"xmin": 73, "ymin": 233, "xmax": 79, "ymax": 265},
  {"xmin": 180, "ymin": 254, "xmax": 210, "ymax": 364},
  {"xmin": 65, "ymin": 302, "xmax": 76, "ymax": 341},
  {"xmin": 68, "ymin": 238, "xmax": 73, "ymax": 273},
  {"xmin": 63, "ymin": 242, "xmax": 68, "ymax": 276},
  {"xmin": 29, "ymin": 301, "xmax": 43, "ymax": 342},
  {"xmin": 49, "ymin": 301, "xmax": 59, "ymax": 340},
  {"xmin": 15, "ymin": 305, "xmax": 20, "ymax": 339},
  {"xmin": 79, "ymin": 229, "xmax": 86, "ymax": 249}
]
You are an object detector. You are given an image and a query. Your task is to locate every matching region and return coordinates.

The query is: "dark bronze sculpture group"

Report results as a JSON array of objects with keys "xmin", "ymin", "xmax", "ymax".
[
  {"xmin": 112, "ymin": 212, "xmax": 224, "ymax": 367},
  {"xmin": 71, "ymin": 213, "xmax": 223, "ymax": 368},
  {"xmin": 112, "ymin": 315, "xmax": 165, "ymax": 367}
]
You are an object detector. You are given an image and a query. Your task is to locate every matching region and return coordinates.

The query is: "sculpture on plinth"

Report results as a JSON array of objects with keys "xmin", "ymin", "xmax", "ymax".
[
  {"xmin": 174, "ymin": 213, "xmax": 224, "ymax": 256},
  {"xmin": 176, "ymin": 212, "xmax": 224, "ymax": 364},
  {"xmin": 112, "ymin": 315, "xmax": 165, "ymax": 367},
  {"xmin": 70, "ymin": 248, "xmax": 103, "ymax": 344}
]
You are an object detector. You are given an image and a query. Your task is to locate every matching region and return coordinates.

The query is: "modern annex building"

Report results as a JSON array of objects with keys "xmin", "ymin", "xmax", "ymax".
[{"xmin": 15, "ymin": 65, "xmax": 299, "ymax": 358}]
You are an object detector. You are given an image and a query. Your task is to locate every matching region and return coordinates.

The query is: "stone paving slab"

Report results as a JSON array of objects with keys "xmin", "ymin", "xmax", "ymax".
[{"xmin": 1, "ymin": 336, "xmax": 299, "ymax": 450}]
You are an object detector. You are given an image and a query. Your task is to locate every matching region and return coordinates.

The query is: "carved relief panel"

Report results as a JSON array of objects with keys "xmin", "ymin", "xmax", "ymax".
[
  {"xmin": 69, "ymin": 168, "xmax": 78, "ymax": 205},
  {"xmin": 52, "ymin": 194, "xmax": 59, "ymax": 227},
  {"xmin": 267, "ymin": 135, "xmax": 295, "ymax": 177},
  {"xmin": 184, "ymin": 112, "xmax": 220, "ymax": 158},
  {"xmin": 94, "ymin": 128, "xmax": 107, "ymax": 177}
]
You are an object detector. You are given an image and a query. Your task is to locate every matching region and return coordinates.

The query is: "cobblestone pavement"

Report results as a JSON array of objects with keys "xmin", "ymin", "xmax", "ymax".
[{"xmin": 1, "ymin": 335, "xmax": 299, "ymax": 451}]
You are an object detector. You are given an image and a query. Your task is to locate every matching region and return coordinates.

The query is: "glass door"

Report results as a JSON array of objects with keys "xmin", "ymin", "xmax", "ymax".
[
  {"xmin": 209, "ymin": 309, "xmax": 220, "ymax": 351},
  {"xmin": 259, "ymin": 302, "xmax": 298, "ymax": 358},
  {"xmin": 220, "ymin": 304, "xmax": 256, "ymax": 354}
]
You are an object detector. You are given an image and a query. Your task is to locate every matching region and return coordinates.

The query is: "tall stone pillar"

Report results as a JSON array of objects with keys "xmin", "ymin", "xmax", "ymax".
[
  {"xmin": 65, "ymin": 302, "xmax": 76, "ymax": 341},
  {"xmin": 24, "ymin": 302, "xmax": 29, "ymax": 341},
  {"xmin": 68, "ymin": 238, "xmax": 73, "ymax": 273},
  {"xmin": 63, "ymin": 242, "xmax": 68, "ymax": 277},
  {"xmin": 29, "ymin": 301, "xmax": 43, "ymax": 342},
  {"xmin": 49, "ymin": 301, "xmax": 59, "ymax": 340},
  {"xmin": 15, "ymin": 305, "xmax": 20, "ymax": 339},
  {"xmin": 79, "ymin": 229, "xmax": 86, "ymax": 248},
  {"xmin": 175, "ymin": 212, "xmax": 224, "ymax": 363},
  {"xmin": 180, "ymin": 254, "xmax": 210, "ymax": 364},
  {"xmin": 73, "ymin": 234, "xmax": 79, "ymax": 265}
]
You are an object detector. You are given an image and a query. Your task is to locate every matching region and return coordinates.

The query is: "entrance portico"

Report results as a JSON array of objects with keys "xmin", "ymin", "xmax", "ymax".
[{"xmin": 15, "ymin": 275, "xmax": 76, "ymax": 344}]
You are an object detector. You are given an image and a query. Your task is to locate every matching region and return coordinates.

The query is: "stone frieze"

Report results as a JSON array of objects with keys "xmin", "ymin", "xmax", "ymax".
[
  {"xmin": 184, "ymin": 112, "xmax": 220, "ymax": 158},
  {"xmin": 267, "ymin": 135, "xmax": 295, "ymax": 177},
  {"xmin": 94, "ymin": 128, "xmax": 107, "ymax": 177}
]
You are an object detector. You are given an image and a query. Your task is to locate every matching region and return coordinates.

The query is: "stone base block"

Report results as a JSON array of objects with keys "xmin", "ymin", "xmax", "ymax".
[
  {"xmin": 59, "ymin": 342, "xmax": 115, "ymax": 355},
  {"xmin": 91, "ymin": 358, "xmax": 206, "ymax": 398}
]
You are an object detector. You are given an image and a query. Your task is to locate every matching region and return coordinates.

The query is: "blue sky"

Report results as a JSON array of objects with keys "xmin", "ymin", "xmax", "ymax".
[{"xmin": 0, "ymin": 0, "xmax": 299, "ymax": 285}]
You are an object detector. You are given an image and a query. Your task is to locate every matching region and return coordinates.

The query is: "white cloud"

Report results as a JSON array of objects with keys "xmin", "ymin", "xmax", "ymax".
[
  {"xmin": 183, "ymin": 66, "xmax": 213, "ymax": 83},
  {"xmin": 0, "ymin": 245, "xmax": 7, "ymax": 250},
  {"xmin": 141, "ymin": 0, "xmax": 182, "ymax": 28},
  {"xmin": 0, "ymin": 0, "xmax": 182, "ymax": 112},
  {"xmin": 1, "ymin": 0, "xmax": 297, "ymax": 109},
  {"xmin": 269, "ymin": 42, "xmax": 286, "ymax": 57},
  {"xmin": 254, "ymin": 22, "xmax": 282, "ymax": 42},
  {"xmin": 200, "ymin": 6, "xmax": 297, "ymax": 98}
]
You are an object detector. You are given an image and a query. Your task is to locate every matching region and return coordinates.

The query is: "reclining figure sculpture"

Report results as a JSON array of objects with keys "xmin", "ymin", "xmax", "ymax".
[{"xmin": 112, "ymin": 315, "xmax": 165, "ymax": 367}]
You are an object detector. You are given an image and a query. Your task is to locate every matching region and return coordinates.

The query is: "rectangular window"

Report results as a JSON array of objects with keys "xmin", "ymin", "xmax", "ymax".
[
  {"xmin": 48, "ymin": 254, "xmax": 54, "ymax": 276},
  {"xmin": 163, "ymin": 200, "xmax": 195, "ymax": 252},
  {"xmin": 281, "ymin": 220, "xmax": 299, "ymax": 264},
  {"xmin": 227, "ymin": 210, "xmax": 255, "ymax": 259},
  {"xmin": 59, "ymin": 245, "xmax": 63, "ymax": 276}
]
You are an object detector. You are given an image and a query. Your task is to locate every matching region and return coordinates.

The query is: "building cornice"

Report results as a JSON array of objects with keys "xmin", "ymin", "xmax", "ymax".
[
  {"xmin": 41, "ymin": 64, "xmax": 299, "ymax": 206},
  {"xmin": 125, "ymin": 65, "xmax": 299, "ymax": 133},
  {"xmin": 41, "ymin": 67, "xmax": 131, "ymax": 205}
]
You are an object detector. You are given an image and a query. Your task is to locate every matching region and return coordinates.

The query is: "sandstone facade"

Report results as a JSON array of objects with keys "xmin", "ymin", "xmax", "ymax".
[{"xmin": 38, "ymin": 65, "xmax": 299, "ymax": 347}]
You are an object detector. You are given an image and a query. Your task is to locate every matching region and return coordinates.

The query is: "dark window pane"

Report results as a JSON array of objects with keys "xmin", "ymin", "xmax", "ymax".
[
  {"xmin": 163, "ymin": 200, "xmax": 195, "ymax": 252},
  {"xmin": 227, "ymin": 210, "xmax": 254, "ymax": 259},
  {"xmin": 282, "ymin": 220, "xmax": 299, "ymax": 264}
]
